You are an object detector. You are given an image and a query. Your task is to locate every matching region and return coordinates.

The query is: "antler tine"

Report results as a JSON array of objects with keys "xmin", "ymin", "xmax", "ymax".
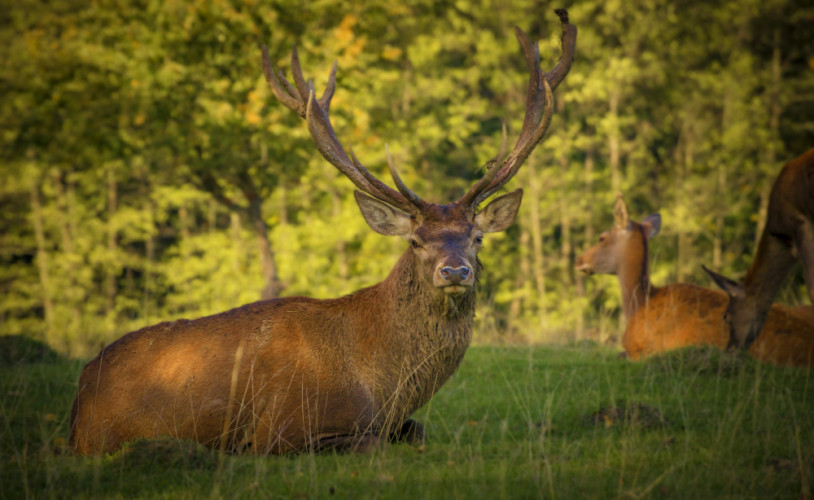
[
  {"xmin": 475, "ymin": 78, "xmax": 553, "ymax": 205},
  {"xmin": 289, "ymin": 45, "xmax": 311, "ymax": 103},
  {"xmin": 347, "ymin": 147, "xmax": 419, "ymax": 212},
  {"xmin": 545, "ymin": 9, "xmax": 577, "ymax": 92},
  {"xmin": 262, "ymin": 44, "xmax": 421, "ymax": 214},
  {"xmin": 318, "ymin": 61, "xmax": 337, "ymax": 114},
  {"xmin": 458, "ymin": 10, "xmax": 576, "ymax": 208},
  {"xmin": 262, "ymin": 45, "xmax": 303, "ymax": 116},
  {"xmin": 303, "ymin": 92, "xmax": 416, "ymax": 213},
  {"xmin": 458, "ymin": 123, "xmax": 508, "ymax": 207},
  {"xmin": 385, "ymin": 145, "xmax": 427, "ymax": 209}
]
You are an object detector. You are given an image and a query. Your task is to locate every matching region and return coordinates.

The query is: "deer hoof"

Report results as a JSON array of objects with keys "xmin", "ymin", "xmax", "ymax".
[{"xmin": 390, "ymin": 419, "xmax": 425, "ymax": 445}]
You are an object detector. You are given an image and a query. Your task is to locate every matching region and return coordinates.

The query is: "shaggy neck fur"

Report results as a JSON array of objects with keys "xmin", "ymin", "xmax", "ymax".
[{"xmin": 367, "ymin": 248, "xmax": 478, "ymax": 428}]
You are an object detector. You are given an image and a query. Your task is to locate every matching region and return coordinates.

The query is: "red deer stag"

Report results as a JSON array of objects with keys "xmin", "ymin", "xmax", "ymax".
[
  {"xmin": 704, "ymin": 148, "xmax": 814, "ymax": 351},
  {"xmin": 70, "ymin": 10, "xmax": 577, "ymax": 455},
  {"xmin": 575, "ymin": 195, "xmax": 814, "ymax": 366}
]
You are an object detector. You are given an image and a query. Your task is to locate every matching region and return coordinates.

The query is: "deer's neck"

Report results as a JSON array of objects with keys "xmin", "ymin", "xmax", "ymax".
[
  {"xmin": 617, "ymin": 230, "xmax": 654, "ymax": 320},
  {"xmin": 383, "ymin": 250, "xmax": 476, "ymax": 355},
  {"xmin": 742, "ymin": 229, "xmax": 796, "ymax": 313},
  {"xmin": 366, "ymin": 250, "xmax": 476, "ymax": 422}
]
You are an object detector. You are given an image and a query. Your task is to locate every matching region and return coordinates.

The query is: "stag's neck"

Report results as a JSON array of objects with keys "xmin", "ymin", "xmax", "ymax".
[
  {"xmin": 364, "ymin": 250, "xmax": 476, "ymax": 420},
  {"xmin": 618, "ymin": 230, "xmax": 654, "ymax": 320}
]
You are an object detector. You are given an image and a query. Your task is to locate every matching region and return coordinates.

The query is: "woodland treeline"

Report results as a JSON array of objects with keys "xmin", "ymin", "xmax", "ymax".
[{"xmin": 2, "ymin": 0, "xmax": 812, "ymax": 356}]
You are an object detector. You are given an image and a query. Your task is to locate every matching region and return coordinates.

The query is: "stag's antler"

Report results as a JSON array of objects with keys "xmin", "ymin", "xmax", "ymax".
[
  {"xmin": 261, "ymin": 9, "xmax": 577, "ymax": 212},
  {"xmin": 459, "ymin": 9, "xmax": 576, "ymax": 207},
  {"xmin": 261, "ymin": 45, "xmax": 424, "ymax": 214}
]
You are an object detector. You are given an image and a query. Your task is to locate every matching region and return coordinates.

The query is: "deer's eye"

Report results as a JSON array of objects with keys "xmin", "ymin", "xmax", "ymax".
[
  {"xmin": 474, "ymin": 236, "xmax": 483, "ymax": 245},
  {"xmin": 410, "ymin": 239, "xmax": 422, "ymax": 249}
]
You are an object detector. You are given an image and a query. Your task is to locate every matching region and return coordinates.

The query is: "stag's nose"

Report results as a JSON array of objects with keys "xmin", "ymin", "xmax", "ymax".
[{"xmin": 439, "ymin": 266, "xmax": 471, "ymax": 284}]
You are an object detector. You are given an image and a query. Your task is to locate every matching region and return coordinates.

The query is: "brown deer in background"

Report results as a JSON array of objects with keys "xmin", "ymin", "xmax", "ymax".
[
  {"xmin": 575, "ymin": 195, "xmax": 814, "ymax": 366},
  {"xmin": 70, "ymin": 10, "xmax": 577, "ymax": 455},
  {"xmin": 704, "ymin": 148, "xmax": 814, "ymax": 351}
]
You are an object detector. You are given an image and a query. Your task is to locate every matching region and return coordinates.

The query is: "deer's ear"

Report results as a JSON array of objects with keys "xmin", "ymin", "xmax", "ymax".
[
  {"xmin": 354, "ymin": 190, "xmax": 414, "ymax": 236},
  {"xmin": 475, "ymin": 189, "xmax": 523, "ymax": 233},
  {"xmin": 702, "ymin": 265, "xmax": 745, "ymax": 299},
  {"xmin": 613, "ymin": 195, "xmax": 630, "ymax": 229},
  {"xmin": 641, "ymin": 214, "xmax": 661, "ymax": 239}
]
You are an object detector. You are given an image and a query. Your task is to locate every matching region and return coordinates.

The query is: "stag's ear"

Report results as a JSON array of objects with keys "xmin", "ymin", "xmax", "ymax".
[
  {"xmin": 475, "ymin": 189, "xmax": 523, "ymax": 233},
  {"xmin": 613, "ymin": 195, "xmax": 630, "ymax": 229},
  {"xmin": 641, "ymin": 214, "xmax": 661, "ymax": 239},
  {"xmin": 702, "ymin": 265, "xmax": 745, "ymax": 299},
  {"xmin": 354, "ymin": 190, "xmax": 414, "ymax": 236}
]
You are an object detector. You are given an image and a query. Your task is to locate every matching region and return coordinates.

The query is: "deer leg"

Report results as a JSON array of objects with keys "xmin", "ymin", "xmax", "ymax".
[
  {"xmin": 796, "ymin": 222, "xmax": 814, "ymax": 306},
  {"xmin": 388, "ymin": 418, "xmax": 425, "ymax": 445}
]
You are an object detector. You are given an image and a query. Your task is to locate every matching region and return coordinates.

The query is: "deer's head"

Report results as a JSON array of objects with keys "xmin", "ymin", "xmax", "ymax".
[
  {"xmin": 262, "ymin": 10, "xmax": 576, "ymax": 296},
  {"xmin": 355, "ymin": 189, "xmax": 522, "ymax": 294},
  {"xmin": 575, "ymin": 195, "xmax": 661, "ymax": 276},
  {"xmin": 701, "ymin": 266, "xmax": 758, "ymax": 350}
]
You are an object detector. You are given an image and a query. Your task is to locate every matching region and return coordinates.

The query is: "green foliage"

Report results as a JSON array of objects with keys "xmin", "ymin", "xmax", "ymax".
[
  {"xmin": 2, "ymin": 345, "xmax": 812, "ymax": 497},
  {"xmin": 1, "ymin": 0, "xmax": 812, "ymax": 352}
]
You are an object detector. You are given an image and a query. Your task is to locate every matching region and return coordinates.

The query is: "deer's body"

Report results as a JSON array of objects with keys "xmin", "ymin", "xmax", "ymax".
[
  {"xmin": 71, "ymin": 251, "xmax": 473, "ymax": 455},
  {"xmin": 705, "ymin": 148, "xmax": 814, "ymax": 350},
  {"xmin": 576, "ymin": 196, "xmax": 814, "ymax": 367},
  {"xmin": 70, "ymin": 11, "xmax": 577, "ymax": 455},
  {"xmin": 623, "ymin": 283, "xmax": 813, "ymax": 365}
]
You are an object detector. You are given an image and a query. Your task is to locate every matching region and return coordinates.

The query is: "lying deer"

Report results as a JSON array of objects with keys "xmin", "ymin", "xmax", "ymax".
[
  {"xmin": 70, "ymin": 10, "xmax": 577, "ymax": 455},
  {"xmin": 575, "ymin": 195, "xmax": 814, "ymax": 366},
  {"xmin": 704, "ymin": 148, "xmax": 814, "ymax": 351}
]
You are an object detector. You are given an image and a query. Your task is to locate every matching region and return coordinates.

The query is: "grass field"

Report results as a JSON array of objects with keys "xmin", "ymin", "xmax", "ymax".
[{"xmin": 1, "ymin": 336, "xmax": 812, "ymax": 499}]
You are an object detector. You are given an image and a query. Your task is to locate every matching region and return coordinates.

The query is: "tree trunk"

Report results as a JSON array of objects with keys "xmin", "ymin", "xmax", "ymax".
[
  {"xmin": 677, "ymin": 130, "xmax": 694, "ymax": 283},
  {"xmin": 714, "ymin": 91, "xmax": 732, "ymax": 270},
  {"xmin": 141, "ymin": 171, "xmax": 155, "ymax": 322},
  {"xmin": 609, "ymin": 89, "xmax": 621, "ymax": 195},
  {"xmin": 106, "ymin": 165, "xmax": 118, "ymax": 320},
  {"xmin": 51, "ymin": 168, "xmax": 74, "ymax": 254},
  {"xmin": 29, "ymin": 168, "xmax": 54, "ymax": 339},
  {"xmin": 331, "ymin": 189, "xmax": 348, "ymax": 281},
  {"xmin": 278, "ymin": 182, "xmax": 288, "ymax": 226},
  {"xmin": 231, "ymin": 212, "xmax": 242, "ymax": 274},
  {"xmin": 508, "ymin": 215, "xmax": 533, "ymax": 336},
  {"xmin": 576, "ymin": 148, "xmax": 595, "ymax": 340},
  {"xmin": 526, "ymin": 159, "xmax": 546, "ymax": 329},
  {"xmin": 208, "ymin": 197, "xmax": 217, "ymax": 232},
  {"xmin": 558, "ymin": 96, "xmax": 573, "ymax": 287},
  {"xmin": 248, "ymin": 197, "xmax": 283, "ymax": 300},
  {"xmin": 51, "ymin": 168, "xmax": 82, "ymax": 335},
  {"xmin": 755, "ymin": 26, "xmax": 782, "ymax": 247}
]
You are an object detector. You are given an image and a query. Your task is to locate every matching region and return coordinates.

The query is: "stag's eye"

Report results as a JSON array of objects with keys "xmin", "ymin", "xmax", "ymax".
[
  {"xmin": 410, "ymin": 239, "xmax": 423, "ymax": 249},
  {"xmin": 474, "ymin": 236, "xmax": 483, "ymax": 245}
]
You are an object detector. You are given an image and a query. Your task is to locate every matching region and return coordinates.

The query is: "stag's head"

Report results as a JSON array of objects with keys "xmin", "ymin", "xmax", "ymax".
[
  {"xmin": 354, "ymin": 187, "xmax": 522, "ymax": 295},
  {"xmin": 262, "ymin": 10, "xmax": 576, "ymax": 297}
]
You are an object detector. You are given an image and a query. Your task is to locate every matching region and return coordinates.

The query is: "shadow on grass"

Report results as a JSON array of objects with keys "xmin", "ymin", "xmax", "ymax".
[
  {"xmin": 0, "ymin": 334, "xmax": 62, "ymax": 366},
  {"xmin": 643, "ymin": 345, "xmax": 757, "ymax": 377}
]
